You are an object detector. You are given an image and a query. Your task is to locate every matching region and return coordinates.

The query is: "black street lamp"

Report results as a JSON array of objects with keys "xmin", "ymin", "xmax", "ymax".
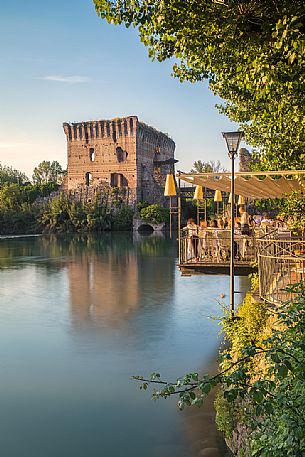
[{"xmin": 222, "ymin": 131, "xmax": 244, "ymax": 318}]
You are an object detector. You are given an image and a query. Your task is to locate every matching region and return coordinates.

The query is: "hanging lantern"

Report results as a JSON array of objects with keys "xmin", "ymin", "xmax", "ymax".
[
  {"xmin": 214, "ymin": 190, "xmax": 222, "ymax": 202},
  {"xmin": 228, "ymin": 193, "xmax": 233, "ymax": 204},
  {"xmin": 164, "ymin": 174, "xmax": 177, "ymax": 196},
  {"xmin": 238, "ymin": 195, "xmax": 245, "ymax": 205},
  {"xmin": 193, "ymin": 185, "xmax": 203, "ymax": 200}
]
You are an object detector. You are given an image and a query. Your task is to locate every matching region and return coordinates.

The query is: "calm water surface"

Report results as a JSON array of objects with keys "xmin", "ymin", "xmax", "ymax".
[{"xmin": 0, "ymin": 233, "xmax": 249, "ymax": 457}]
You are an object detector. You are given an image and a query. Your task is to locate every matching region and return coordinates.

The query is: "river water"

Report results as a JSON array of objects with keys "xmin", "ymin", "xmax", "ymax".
[{"xmin": 0, "ymin": 233, "xmax": 249, "ymax": 457}]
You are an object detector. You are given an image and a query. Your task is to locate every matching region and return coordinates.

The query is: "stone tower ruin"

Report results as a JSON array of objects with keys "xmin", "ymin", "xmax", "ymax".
[
  {"xmin": 239, "ymin": 148, "xmax": 251, "ymax": 172},
  {"xmin": 63, "ymin": 116, "xmax": 176, "ymax": 204}
]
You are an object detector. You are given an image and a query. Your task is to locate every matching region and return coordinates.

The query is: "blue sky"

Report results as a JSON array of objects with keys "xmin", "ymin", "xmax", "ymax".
[{"xmin": 0, "ymin": 0, "xmax": 241, "ymax": 178}]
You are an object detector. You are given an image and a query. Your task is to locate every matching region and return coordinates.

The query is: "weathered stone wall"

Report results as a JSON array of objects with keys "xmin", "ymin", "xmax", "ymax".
[
  {"xmin": 136, "ymin": 121, "xmax": 175, "ymax": 204},
  {"xmin": 63, "ymin": 116, "xmax": 176, "ymax": 205},
  {"xmin": 63, "ymin": 116, "xmax": 137, "ymax": 193}
]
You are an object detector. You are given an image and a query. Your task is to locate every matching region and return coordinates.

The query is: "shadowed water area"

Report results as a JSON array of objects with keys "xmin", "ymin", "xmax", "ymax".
[{"xmin": 0, "ymin": 233, "xmax": 249, "ymax": 457}]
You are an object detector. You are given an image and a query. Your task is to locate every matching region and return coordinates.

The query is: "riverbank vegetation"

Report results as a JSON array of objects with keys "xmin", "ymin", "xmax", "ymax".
[
  {"xmin": 40, "ymin": 193, "xmax": 134, "ymax": 233},
  {"xmin": 0, "ymin": 162, "xmax": 170, "ymax": 234},
  {"xmin": 0, "ymin": 182, "xmax": 59, "ymax": 235},
  {"xmin": 0, "ymin": 187, "xmax": 135, "ymax": 235}
]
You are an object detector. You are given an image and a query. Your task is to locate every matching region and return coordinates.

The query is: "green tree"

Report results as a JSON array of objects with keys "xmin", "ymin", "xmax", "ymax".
[
  {"xmin": 32, "ymin": 160, "xmax": 65, "ymax": 184},
  {"xmin": 140, "ymin": 204, "xmax": 169, "ymax": 224},
  {"xmin": 190, "ymin": 160, "xmax": 225, "ymax": 173},
  {"xmin": 0, "ymin": 163, "xmax": 28, "ymax": 186},
  {"xmin": 0, "ymin": 182, "xmax": 58, "ymax": 210},
  {"xmin": 94, "ymin": 0, "xmax": 305, "ymax": 170}
]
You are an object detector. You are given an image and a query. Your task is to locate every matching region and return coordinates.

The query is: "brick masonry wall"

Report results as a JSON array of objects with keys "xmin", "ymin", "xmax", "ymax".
[{"xmin": 63, "ymin": 116, "xmax": 176, "ymax": 205}]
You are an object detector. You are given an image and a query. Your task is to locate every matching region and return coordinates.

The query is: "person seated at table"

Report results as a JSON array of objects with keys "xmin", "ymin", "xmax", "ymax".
[
  {"xmin": 222, "ymin": 217, "xmax": 229, "ymax": 228},
  {"xmin": 209, "ymin": 219, "xmax": 218, "ymax": 229},
  {"xmin": 184, "ymin": 218, "xmax": 199, "ymax": 260},
  {"xmin": 261, "ymin": 213, "xmax": 272, "ymax": 228},
  {"xmin": 239, "ymin": 207, "xmax": 250, "ymax": 235},
  {"xmin": 276, "ymin": 215, "xmax": 288, "ymax": 229},
  {"xmin": 253, "ymin": 215, "xmax": 263, "ymax": 225},
  {"xmin": 235, "ymin": 221, "xmax": 242, "ymax": 234},
  {"xmin": 217, "ymin": 219, "xmax": 224, "ymax": 230},
  {"xmin": 198, "ymin": 220, "xmax": 208, "ymax": 258},
  {"xmin": 249, "ymin": 215, "xmax": 255, "ymax": 227},
  {"xmin": 198, "ymin": 219, "xmax": 207, "ymax": 235}
]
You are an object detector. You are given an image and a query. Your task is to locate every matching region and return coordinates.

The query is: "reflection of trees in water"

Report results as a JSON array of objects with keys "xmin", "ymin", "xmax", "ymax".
[
  {"xmin": 0, "ymin": 234, "xmax": 134, "ymax": 271},
  {"xmin": 0, "ymin": 233, "xmax": 176, "ymax": 268}
]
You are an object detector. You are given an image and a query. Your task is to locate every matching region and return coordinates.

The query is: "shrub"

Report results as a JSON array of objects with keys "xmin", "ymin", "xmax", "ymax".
[
  {"xmin": 112, "ymin": 205, "xmax": 133, "ymax": 230},
  {"xmin": 140, "ymin": 204, "xmax": 169, "ymax": 224}
]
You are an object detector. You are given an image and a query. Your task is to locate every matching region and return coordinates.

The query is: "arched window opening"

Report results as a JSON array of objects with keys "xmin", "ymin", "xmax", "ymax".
[
  {"xmin": 85, "ymin": 172, "xmax": 93, "ymax": 186},
  {"xmin": 89, "ymin": 148, "xmax": 95, "ymax": 162}
]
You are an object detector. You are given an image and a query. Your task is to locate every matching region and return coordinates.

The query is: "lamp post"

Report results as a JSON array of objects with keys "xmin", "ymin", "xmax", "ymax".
[{"xmin": 222, "ymin": 131, "xmax": 244, "ymax": 318}]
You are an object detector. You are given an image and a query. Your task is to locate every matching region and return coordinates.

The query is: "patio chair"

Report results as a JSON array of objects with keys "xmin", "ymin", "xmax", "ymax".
[
  {"xmin": 205, "ymin": 230, "xmax": 217, "ymax": 260},
  {"xmin": 216, "ymin": 230, "xmax": 231, "ymax": 261}
]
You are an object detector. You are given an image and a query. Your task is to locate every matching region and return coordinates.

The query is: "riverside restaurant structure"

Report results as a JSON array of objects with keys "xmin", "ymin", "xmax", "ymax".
[{"xmin": 166, "ymin": 169, "xmax": 305, "ymax": 309}]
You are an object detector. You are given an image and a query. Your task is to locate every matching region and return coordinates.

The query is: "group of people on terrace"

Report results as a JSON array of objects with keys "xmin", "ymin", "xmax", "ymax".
[{"xmin": 183, "ymin": 208, "xmax": 289, "ymax": 263}]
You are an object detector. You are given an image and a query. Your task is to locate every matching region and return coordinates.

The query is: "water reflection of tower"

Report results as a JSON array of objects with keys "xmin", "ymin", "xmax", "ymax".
[
  {"xmin": 67, "ymin": 235, "xmax": 176, "ymax": 329},
  {"xmin": 136, "ymin": 238, "xmax": 176, "ymax": 305},
  {"xmin": 68, "ymin": 249, "xmax": 139, "ymax": 327}
]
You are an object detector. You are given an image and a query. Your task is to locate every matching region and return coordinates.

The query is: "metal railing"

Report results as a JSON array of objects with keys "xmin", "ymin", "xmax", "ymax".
[
  {"xmin": 179, "ymin": 229, "xmax": 257, "ymax": 265},
  {"xmin": 257, "ymin": 234, "xmax": 305, "ymax": 304}
]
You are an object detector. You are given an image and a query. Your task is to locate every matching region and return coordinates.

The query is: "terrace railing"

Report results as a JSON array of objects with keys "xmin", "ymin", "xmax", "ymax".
[
  {"xmin": 179, "ymin": 229, "xmax": 257, "ymax": 265},
  {"xmin": 257, "ymin": 233, "xmax": 305, "ymax": 304}
]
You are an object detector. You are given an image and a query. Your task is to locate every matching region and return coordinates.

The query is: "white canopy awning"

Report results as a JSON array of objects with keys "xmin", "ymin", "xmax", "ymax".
[{"xmin": 177, "ymin": 170, "xmax": 305, "ymax": 200}]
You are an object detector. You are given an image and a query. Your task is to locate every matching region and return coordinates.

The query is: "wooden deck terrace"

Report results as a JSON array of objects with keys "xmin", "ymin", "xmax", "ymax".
[{"xmin": 179, "ymin": 261, "xmax": 255, "ymax": 276}]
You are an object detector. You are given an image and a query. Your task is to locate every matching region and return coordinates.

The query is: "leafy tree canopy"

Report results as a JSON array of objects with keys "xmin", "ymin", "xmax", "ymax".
[
  {"xmin": 0, "ymin": 163, "xmax": 28, "ymax": 186},
  {"xmin": 94, "ymin": 0, "xmax": 305, "ymax": 170},
  {"xmin": 32, "ymin": 160, "xmax": 65, "ymax": 184},
  {"xmin": 190, "ymin": 160, "xmax": 226, "ymax": 173}
]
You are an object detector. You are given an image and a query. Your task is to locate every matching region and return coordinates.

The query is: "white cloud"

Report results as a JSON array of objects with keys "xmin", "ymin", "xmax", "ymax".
[{"xmin": 38, "ymin": 75, "xmax": 91, "ymax": 83}]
